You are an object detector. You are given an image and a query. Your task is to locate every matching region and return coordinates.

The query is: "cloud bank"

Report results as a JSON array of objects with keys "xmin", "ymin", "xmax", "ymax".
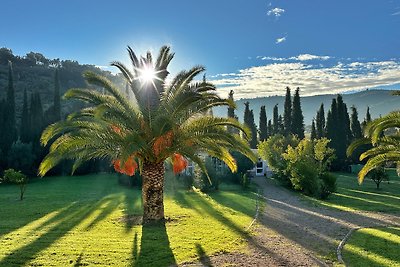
[{"xmin": 211, "ymin": 60, "xmax": 400, "ymax": 99}]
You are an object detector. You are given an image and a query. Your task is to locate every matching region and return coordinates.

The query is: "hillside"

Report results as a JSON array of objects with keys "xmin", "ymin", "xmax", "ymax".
[{"xmin": 214, "ymin": 89, "xmax": 399, "ymax": 127}]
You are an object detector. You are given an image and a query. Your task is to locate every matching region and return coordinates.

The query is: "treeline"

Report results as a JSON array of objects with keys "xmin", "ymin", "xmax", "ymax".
[
  {"xmin": 0, "ymin": 48, "xmax": 120, "ymax": 176},
  {"xmin": 229, "ymin": 87, "xmax": 372, "ymax": 171}
]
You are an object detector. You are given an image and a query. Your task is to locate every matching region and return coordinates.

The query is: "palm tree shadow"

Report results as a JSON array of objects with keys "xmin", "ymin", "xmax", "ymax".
[{"xmin": 132, "ymin": 221, "xmax": 176, "ymax": 267}]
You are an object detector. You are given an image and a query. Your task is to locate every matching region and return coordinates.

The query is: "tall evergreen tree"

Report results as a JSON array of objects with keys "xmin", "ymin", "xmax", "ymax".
[
  {"xmin": 291, "ymin": 87, "xmax": 304, "ymax": 139},
  {"xmin": 20, "ymin": 89, "xmax": 31, "ymax": 143},
  {"xmin": 244, "ymin": 102, "xmax": 258, "ymax": 148},
  {"xmin": 30, "ymin": 92, "xmax": 45, "ymax": 162},
  {"xmin": 1, "ymin": 61, "xmax": 17, "ymax": 156},
  {"xmin": 278, "ymin": 115, "xmax": 284, "ymax": 135},
  {"xmin": 267, "ymin": 119, "xmax": 273, "ymax": 137},
  {"xmin": 259, "ymin": 105, "xmax": 268, "ymax": 141},
  {"xmin": 316, "ymin": 103, "xmax": 325, "ymax": 138},
  {"xmin": 283, "ymin": 87, "xmax": 292, "ymax": 136},
  {"xmin": 272, "ymin": 104, "xmax": 279, "ymax": 135},
  {"xmin": 310, "ymin": 119, "xmax": 317, "ymax": 140},
  {"xmin": 227, "ymin": 90, "xmax": 239, "ymax": 134},
  {"xmin": 350, "ymin": 106, "xmax": 362, "ymax": 139},
  {"xmin": 361, "ymin": 106, "xmax": 372, "ymax": 129}
]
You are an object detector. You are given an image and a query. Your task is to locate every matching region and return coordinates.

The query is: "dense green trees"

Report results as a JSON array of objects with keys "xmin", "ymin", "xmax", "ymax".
[
  {"xmin": 291, "ymin": 88, "xmax": 305, "ymax": 139},
  {"xmin": 283, "ymin": 87, "xmax": 292, "ymax": 135},
  {"xmin": 316, "ymin": 104, "xmax": 325, "ymax": 138},
  {"xmin": 227, "ymin": 90, "xmax": 239, "ymax": 135}
]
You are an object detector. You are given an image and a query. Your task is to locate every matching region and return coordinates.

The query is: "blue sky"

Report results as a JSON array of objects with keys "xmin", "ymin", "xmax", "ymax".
[{"xmin": 2, "ymin": 0, "xmax": 400, "ymax": 98}]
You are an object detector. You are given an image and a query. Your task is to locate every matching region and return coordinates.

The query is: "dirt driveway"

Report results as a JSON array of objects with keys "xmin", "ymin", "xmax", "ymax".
[{"xmin": 197, "ymin": 176, "xmax": 400, "ymax": 266}]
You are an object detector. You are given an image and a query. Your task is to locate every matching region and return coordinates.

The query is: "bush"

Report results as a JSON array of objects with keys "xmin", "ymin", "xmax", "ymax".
[
  {"xmin": 318, "ymin": 172, "xmax": 337, "ymax": 199},
  {"xmin": 367, "ymin": 166, "xmax": 389, "ymax": 189}
]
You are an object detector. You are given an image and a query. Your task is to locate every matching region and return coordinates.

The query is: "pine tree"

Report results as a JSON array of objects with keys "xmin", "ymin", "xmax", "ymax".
[
  {"xmin": 361, "ymin": 106, "xmax": 372, "ymax": 129},
  {"xmin": 350, "ymin": 106, "xmax": 362, "ymax": 139},
  {"xmin": 20, "ymin": 89, "xmax": 31, "ymax": 143},
  {"xmin": 272, "ymin": 104, "xmax": 279, "ymax": 135},
  {"xmin": 316, "ymin": 103, "xmax": 325, "ymax": 138},
  {"xmin": 291, "ymin": 88, "xmax": 305, "ymax": 139},
  {"xmin": 283, "ymin": 87, "xmax": 292, "ymax": 136},
  {"xmin": 1, "ymin": 61, "xmax": 17, "ymax": 156},
  {"xmin": 259, "ymin": 105, "xmax": 268, "ymax": 141},
  {"xmin": 311, "ymin": 119, "xmax": 317, "ymax": 140}
]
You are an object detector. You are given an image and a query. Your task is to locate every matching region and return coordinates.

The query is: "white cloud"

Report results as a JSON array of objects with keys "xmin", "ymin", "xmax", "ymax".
[
  {"xmin": 289, "ymin": 54, "xmax": 331, "ymax": 61},
  {"xmin": 258, "ymin": 54, "xmax": 331, "ymax": 61},
  {"xmin": 392, "ymin": 11, "xmax": 400, "ymax": 16},
  {"xmin": 267, "ymin": 7, "xmax": 285, "ymax": 17},
  {"xmin": 276, "ymin": 36, "xmax": 286, "ymax": 44},
  {"xmin": 211, "ymin": 60, "xmax": 400, "ymax": 99}
]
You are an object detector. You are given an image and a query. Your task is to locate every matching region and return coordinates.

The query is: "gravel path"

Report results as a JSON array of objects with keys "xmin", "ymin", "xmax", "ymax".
[{"xmin": 183, "ymin": 176, "xmax": 400, "ymax": 267}]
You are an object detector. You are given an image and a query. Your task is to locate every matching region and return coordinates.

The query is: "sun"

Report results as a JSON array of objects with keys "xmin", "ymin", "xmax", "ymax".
[{"xmin": 140, "ymin": 66, "xmax": 157, "ymax": 83}]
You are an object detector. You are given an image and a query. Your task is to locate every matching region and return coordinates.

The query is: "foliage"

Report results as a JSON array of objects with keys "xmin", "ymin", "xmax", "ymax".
[
  {"xmin": 310, "ymin": 120, "xmax": 316, "ymax": 140},
  {"xmin": 347, "ymin": 110, "xmax": 400, "ymax": 183},
  {"xmin": 7, "ymin": 141, "xmax": 35, "ymax": 176},
  {"xmin": 243, "ymin": 102, "xmax": 258, "ymax": 148},
  {"xmin": 291, "ymin": 87, "xmax": 305, "ymax": 139},
  {"xmin": 2, "ymin": 169, "xmax": 28, "ymax": 200},
  {"xmin": 259, "ymin": 105, "xmax": 268, "ymax": 141},
  {"xmin": 316, "ymin": 103, "xmax": 325, "ymax": 139},
  {"xmin": 366, "ymin": 166, "xmax": 389, "ymax": 189},
  {"xmin": 258, "ymin": 134, "xmax": 299, "ymax": 186},
  {"xmin": 226, "ymin": 90, "xmax": 239, "ymax": 135},
  {"xmin": 283, "ymin": 87, "xmax": 292, "ymax": 136}
]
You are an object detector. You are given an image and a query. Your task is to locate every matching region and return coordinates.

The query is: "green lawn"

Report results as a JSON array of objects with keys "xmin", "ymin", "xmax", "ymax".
[
  {"xmin": 343, "ymin": 227, "xmax": 400, "ymax": 267},
  {"xmin": 305, "ymin": 170, "xmax": 400, "ymax": 213},
  {"xmin": 0, "ymin": 173, "xmax": 258, "ymax": 266}
]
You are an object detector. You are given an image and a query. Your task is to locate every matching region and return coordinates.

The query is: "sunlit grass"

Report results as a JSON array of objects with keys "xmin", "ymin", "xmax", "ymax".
[
  {"xmin": 343, "ymin": 227, "xmax": 400, "ymax": 267},
  {"xmin": 0, "ymin": 173, "xmax": 257, "ymax": 266},
  {"xmin": 304, "ymin": 170, "xmax": 400, "ymax": 212}
]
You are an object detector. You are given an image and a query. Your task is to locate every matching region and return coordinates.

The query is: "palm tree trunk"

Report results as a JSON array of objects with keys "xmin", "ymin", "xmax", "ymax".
[{"xmin": 142, "ymin": 161, "xmax": 165, "ymax": 223}]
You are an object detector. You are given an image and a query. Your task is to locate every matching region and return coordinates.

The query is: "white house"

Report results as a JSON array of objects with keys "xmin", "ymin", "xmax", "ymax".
[{"xmin": 250, "ymin": 149, "xmax": 273, "ymax": 177}]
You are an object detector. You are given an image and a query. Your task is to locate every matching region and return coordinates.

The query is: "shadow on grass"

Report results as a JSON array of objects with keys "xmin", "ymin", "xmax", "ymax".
[
  {"xmin": 0, "ymin": 195, "xmax": 120, "ymax": 266},
  {"xmin": 195, "ymin": 243, "xmax": 212, "ymax": 266},
  {"xmin": 132, "ymin": 221, "xmax": 176, "ymax": 267}
]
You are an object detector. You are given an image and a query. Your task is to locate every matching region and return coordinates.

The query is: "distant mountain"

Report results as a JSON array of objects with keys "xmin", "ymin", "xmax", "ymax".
[{"xmin": 213, "ymin": 89, "xmax": 399, "ymax": 128}]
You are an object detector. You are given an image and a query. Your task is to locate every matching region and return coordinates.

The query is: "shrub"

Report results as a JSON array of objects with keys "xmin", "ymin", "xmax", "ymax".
[{"xmin": 318, "ymin": 172, "xmax": 337, "ymax": 199}]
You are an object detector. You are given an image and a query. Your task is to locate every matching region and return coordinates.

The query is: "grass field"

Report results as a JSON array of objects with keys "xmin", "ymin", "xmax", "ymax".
[
  {"xmin": 0, "ymin": 173, "xmax": 258, "ymax": 266},
  {"xmin": 343, "ymin": 227, "xmax": 400, "ymax": 267},
  {"xmin": 306, "ymin": 169, "xmax": 400, "ymax": 213}
]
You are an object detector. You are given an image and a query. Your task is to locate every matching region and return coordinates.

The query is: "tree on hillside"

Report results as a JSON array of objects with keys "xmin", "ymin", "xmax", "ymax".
[
  {"xmin": 311, "ymin": 119, "xmax": 317, "ymax": 140},
  {"xmin": 0, "ymin": 61, "xmax": 17, "ymax": 156},
  {"xmin": 361, "ymin": 106, "xmax": 372, "ymax": 129},
  {"xmin": 291, "ymin": 87, "xmax": 304, "ymax": 139},
  {"xmin": 316, "ymin": 103, "xmax": 325, "ymax": 138},
  {"xmin": 259, "ymin": 105, "xmax": 268, "ymax": 141},
  {"xmin": 38, "ymin": 46, "xmax": 256, "ymax": 223},
  {"xmin": 20, "ymin": 89, "xmax": 31, "ymax": 143},
  {"xmin": 283, "ymin": 87, "xmax": 292, "ymax": 136}
]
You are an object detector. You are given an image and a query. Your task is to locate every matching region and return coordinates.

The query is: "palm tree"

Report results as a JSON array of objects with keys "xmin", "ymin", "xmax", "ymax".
[
  {"xmin": 39, "ymin": 46, "xmax": 256, "ymax": 223},
  {"xmin": 347, "ymin": 110, "xmax": 400, "ymax": 183}
]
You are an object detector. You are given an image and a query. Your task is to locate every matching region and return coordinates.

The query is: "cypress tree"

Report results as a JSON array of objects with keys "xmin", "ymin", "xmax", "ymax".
[
  {"xmin": 278, "ymin": 115, "xmax": 284, "ymax": 135},
  {"xmin": 259, "ymin": 105, "xmax": 268, "ymax": 141},
  {"xmin": 283, "ymin": 87, "xmax": 292, "ymax": 136},
  {"xmin": 366, "ymin": 107, "xmax": 371, "ymax": 122},
  {"xmin": 326, "ymin": 98, "xmax": 338, "ymax": 148},
  {"xmin": 227, "ymin": 90, "xmax": 239, "ymax": 134},
  {"xmin": 350, "ymin": 106, "xmax": 362, "ymax": 139},
  {"xmin": 1, "ymin": 61, "xmax": 17, "ymax": 156},
  {"xmin": 244, "ymin": 102, "xmax": 258, "ymax": 148},
  {"xmin": 291, "ymin": 87, "xmax": 305, "ymax": 139},
  {"xmin": 272, "ymin": 104, "xmax": 279, "ymax": 135},
  {"xmin": 311, "ymin": 119, "xmax": 317, "ymax": 140},
  {"xmin": 267, "ymin": 119, "xmax": 273, "ymax": 137},
  {"xmin": 316, "ymin": 103, "xmax": 325, "ymax": 138},
  {"xmin": 20, "ymin": 89, "xmax": 31, "ymax": 143}
]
